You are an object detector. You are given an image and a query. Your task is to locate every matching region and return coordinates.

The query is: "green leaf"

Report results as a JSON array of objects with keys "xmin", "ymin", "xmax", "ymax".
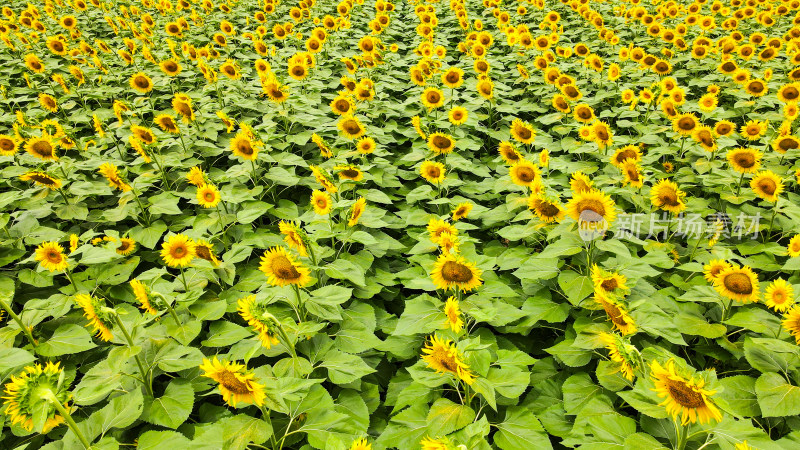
[
  {"xmin": 325, "ymin": 259, "xmax": 366, "ymax": 287},
  {"xmin": 494, "ymin": 406, "xmax": 552, "ymax": 450},
  {"xmin": 79, "ymin": 246, "xmax": 122, "ymax": 265},
  {"xmin": 0, "ymin": 348, "xmax": 36, "ymax": 375},
  {"xmin": 755, "ymin": 372, "xmax": 800, "ymax": 417},
  {"xmin": 718, "ymin": 375, "xmax": 760, "ymax": 417},
  {"xmin": 320, "ymin": 350, "xmax": 376, "ymax": 384},
  {"xmin": 744, "ymin": 337, "xmax": 800, "ymax": 374},
  {"xmin": 148, "ymin": 192, "xmax": 182, "ymax": 215},
  {"xmin": 142, "ymin": 380, "xmax": 194, "ymax": 429},
  {"xmin": 220, "ymin": 415, "xmax": 273, "ymax": 450},
  {"xmin": 426, "ymin": 398, "xmax": 475, "ymax": 436},
  {"xmin": 393, "ymin": 295, "xmax": 443, "ymax": 336},
  {"xmin": 36, "ymin": 324, "xmax": 96, "ymax": 356},
  {"xmin": 137, "ymin": 430, "xmax": 193, "ymax": 449},
  {"xmin": 201, "ymin": 321, "xmax": 252, "ymax": 347}
]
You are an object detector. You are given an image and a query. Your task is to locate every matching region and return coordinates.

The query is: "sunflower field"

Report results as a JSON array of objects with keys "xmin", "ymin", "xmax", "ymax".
[{"xmin": 7, "ymin": 0, "xmax": 800, "ymax": 448}]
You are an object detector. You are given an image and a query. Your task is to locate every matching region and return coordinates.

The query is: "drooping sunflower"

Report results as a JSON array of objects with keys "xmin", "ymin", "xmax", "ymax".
[
  {"xmin": 599, "ymin": 332, "xmax": 636, "ymax": 381},
  {"xmin": 279, "ymin": 220, "xmax": 307, "ymax": 257},
  {"xmin": 116, "ymin": 237, "xmax": 136, "ymax": 256},
  {"xmin": 443, "ymin": 296, "xmax": 464, "ymax": 333},
  {"xmin": 194, "ymin": 240, "xmax": 220, "ymax": 265},
  {"xmin": 713, "ymin": 265, "xmax": 759, "ymax": 303},
  {"xmin": 420, "ymin": 161, "xmax": 446, "ymax": 184},
  {"xmin": 230, "ymin": 131, "xmax": 259, "ymax": 161},
  {"xmin": 197, "ymin": 183, "xmax": 221, "ymax": 208},
  {"xmin": 130, "ymin": 279, "xmax": 157, "ymax": 316},
  {"xmin": 75, "ymin": 294, "xmax": 114, "ymax": 341},
  {"xmin": 509, "ymin": 160, "xmax": 541, "ymax": 188},
  {"xmin": 131, "ymin": 125, "xmax": 156, "ymax": 146},
  {"xmin": 311, "ymin": 190, "xmax": 332, "ymax": 215},
  {"xmin": 528, "ymin": 194, "xmax": 565, "ymax": 223},
  {"xmin": 155, "ymin": 114, "xmax": 180, "ymax": 134},
  {"xmin": 238, "ymin": 296, "xmax": 281, "ymax": 349},
  {"xmin": 199, "ymin": 357, "xmax": 266, "ymax": 407},
  {"xmin": 765, "ymin": 278, "xmax": 795, "ymax": 312},
  {"xmin": 620, "ymin": 160, "xmax": 644, "ymax": 188},
  {"xmin": 348, "ymin": 197, "xmax": 367, "ymax": 226},
  {"xmin": 186, "ymin": 167, "xmax": 205, "ymax": 186},
  {"xmin": 2, "ymin": 362, "xmax": 70, "ymax": 433},
  {"xmin": 451, "ymin": 202, "xmax": 473, "ymax": 221},
  {"xmin": 421, "ymin": 335, "xmax": 475, "ymax": 385},
  {"xmin": 427, "ymin": 133, "xmax": 455, "ymax": 154},
  {"xmin": 129, "ymin": 72, "xmax": 153, "ymax": 93},
  {"xmin": 650, "ymin": 360, "xmax": 722, "ymax": 425},
  {"xmin": 25, "ymin": 135, "xmax": 58, "ymax": 161},
  {"xmin": 24, "ymin": 53, "xmax": 45, "ymax": 73},
  {"xmin": 703, "ymin": 260, "xmax": 732, "ymax": 283},
  {"xmin": 259, "ymin": 246, "xmax": 311, "ymax": 287},
  {"xmin": 98, "ymin": 162, "xmax": 131, "ymax": 192},
  {"xmin": 338, "ymin": 116, "xmax": 366, "ymax": 140},
  {"xmin": 595, "ymin": 294, "xmax": 637, "ymax": 335},
  {"xmin": 19, "ymin": 171, "xmax": 61, "ymax": 189},
  {"xmin": 650, "ymin": 179, "xmax": 687, "ymax": 214},
  {"xmin": 566, "ymin": 189, "xmax": 617, "ymax": 226},
  {"xmin": 431, "ymin": 253, "xmax": 483, "ymax": 292},
  {"xmin": 498, "ymin": 141, "xmax": 522, "ymax": 164},
  {"xmin": 726, "ymin": 147, "xmax": 762, "ymax": 174},
  {"xmin": 35, "ymin": 241, "xmax": 68, "ymax": 272},
  {"xmin": 310, "ymin": 165, "xmax": 338, "ymax": 194},
  {"xmin": 750, "ymin": 171, "xmax": 783, "ymax": 202},
  {"xmin": 510, "ymin": 119, "xmax": 536, "ymax": 145},
  {"xmin": 160, "ymin": 234, "xmax": 196, "ymax": 268}
]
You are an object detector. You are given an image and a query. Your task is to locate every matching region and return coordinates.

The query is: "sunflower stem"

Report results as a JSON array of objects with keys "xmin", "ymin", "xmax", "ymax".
[
  {"xmin": 259, "ymin": 405, "xmax": 280, "ymax": 449},
  {"xmin": 56, "ymin": 187, "xmax": 70, "ymax": 205},
  {"xmin": 43, "ymin": 390, "xmax": 91, "ymax": 449},
  {"xmin": 0, "ymin": 297, "xmax": 37, "ymax": 348},
  {"xmin": 735, "ymin": 172, "xmax": 745, "ymax": 197},
  {"xmin": 179, "ymin": 267, "xmax": 189, "ymax": 292},
  {"xmin": 64, "ymin": 266, "xmax": 79, "ymax": 294},
  {"xmin": 291, "ymin": 284, "xmax": 306, "ymax": 322},
  {"xmin": 152, "ymin": 292, "xmax": 181, "ymax": 327},
  {"xmin": 112, "ymin": 313, "xmax": 154, "ymax": 397},
  {"xmin": 674, "ymin": 420, "xmax": 689, "ymax": 450}
]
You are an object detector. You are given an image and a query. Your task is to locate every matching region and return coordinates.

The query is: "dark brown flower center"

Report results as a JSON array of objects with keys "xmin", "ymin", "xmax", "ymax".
[
  {"xmin": 218, "ymin": 371, "xmax": 251, "ymax": 395},
  {"xmin": 515, "ymin": 166, "xmax": 536, "ymax": 183},
  {"xmin": 341, "ymin": 169, "xmax": 360, "ymax": 178},
  {"xmin": 432, "ymin": 136, "xmax": 451, "ymax": 149},
  {"xmin": 237, "ymin": 140, "xmax": 254, "ymax": 155},
  {"xmin": 272, "ymin": 256, "xmax": 300, "ymax": 279},
  {"xmin": 441, "ymin": 261, "xmax": 473, "ymax": 283},
  {"xmin": 32, "ymin": 141, "xmax": 53, "ymax": 156},
  {"xmin": 723, "ymin": 273, "xmax": 752, "ymax": 294},
  {"xmin": 678, "ymin": 118, "xmax": 695, "ymax": 130},
  {"xmin": 666, "ymin": 380, "xmax": 706, "ymax": 408},
  {"xmin": 578, "ymin": 200, "xmax": 606, "ymax": 219},
  {"xmin": 757, "ymin": 178, "xmax": 777, "ymax": 195}
]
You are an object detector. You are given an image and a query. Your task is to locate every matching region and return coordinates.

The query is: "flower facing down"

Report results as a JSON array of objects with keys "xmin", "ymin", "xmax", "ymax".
[
  {"xmin": 199, "ymin": 357, "xmax": 266, "ymax": 407},
  {"xmin": 421, "ymin": 335, "xmax": 475, "ymax": 385},
  {"xmin": 650, "ymin": 359, "xmax": 722, "ymax": 425},
  {"xmin": 2, "ymin": 362, "xmax": 71, "ymax": 433}
]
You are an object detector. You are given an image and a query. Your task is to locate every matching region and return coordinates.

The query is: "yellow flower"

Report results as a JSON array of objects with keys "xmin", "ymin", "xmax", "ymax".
[
  {"xmin": 421, "ymin": 335, "xmax": 475, "ymax": 385},
  {"xmin": 311, "ymin": 190, "xmax": 332, "ymax": 215},
  {"xmin": 35, "ymin": 241, "xmax": 68, "ymax": 272},
  {"xmin": 259, "ymin": 246, "xmax": 311, "ymax": 287},
  {"xmin": 431, "ymin": 253, "xmax": 483, "ymax": 292},
  {"xmin": 428, "ymin": 219, "xmax": 458, "ymax": 245},
  {"xmin": 238, "ymin": 296, "xmax": 281, "ymax": 348},
  {"xmin": 788, "ymin": 235, "xmax": 800, "ymax": 257},
  {"xmin": 566, "ymin": 189, "xmax": 617, "ymax": 225},
  {"xmin": 750, "ymin": 171, "xmax": 783, "ymax": 202},
  {"xmin": 155, "ymin": 114, "xmax": 180, "ymax": 134},
  {"xmin": 528, "ymin": 194, "xmax": 565, "ymax": 223},
  {"xmin": 421, "ymin": 87, "xmax": 445, "ymax": 109},
  {"xmin": 443, "ymin": 297, "xmax": 464, "ymax": 333},
  {"xmin": 348, "ymin": 197, "xmax": 367, "ymax": 226},
  {"xmin": 2, "ymin": 362, "xmax": 69, "ymax": 433},
  {"xmin": 186, "ymin": 166, "xmax": 206, "ymax": 186},
  {"xmin": 498, "ymin": 141, "xmax": 522, "ymax": 165},
  {"xmin": 599, "ymin": 332, "xmax": 636, "ymax": 381},
  {"xmin": 442, "ymin": 67, "xmax": 464, "ymax": 89},
  {"xmin": 197, "ymin": 183, "xmax": 221, "ymax": 208},
  {"xmin": 451, "ymin": 202, "xmax": 473, "ymax": 221},
  {"xmin": 338, "ymin": 116, "xmax": 366, "ymax": 140},
  {"xmin": 330, "ymin": 95, "xmax": 355, "ymax": 116},
  {"xmin": 75, "ymin": 293, "xmax": 114, "ymax": 341},
  {"xmin": 25, "ymin": 135, "xmax": 58, "ymax": 161},
  {"xmin": 570, "ymin": 171, "xmax": 593, "ymax": 194},
  {"xmin": 194, "ymin": 240, "xmax": 220, "ymax": 265},
  {"xmin": 199, "ymin": 357, "xmax": 266, "ymax": 407},
  {"xmin": 427, "ymin": 133, "xmax": 455, "ymax": 154},
  {"xmin": 230, "ymin": 131, "xmax": 259, "ymax": 160},
  {"xmin": 591, "ymin": 265, "xmax": 628, "ymax": 297},
  {"xmin": 160, "ymin": 234, "xmax": 196, "ymax": 267},
  {"xmin": 713, "ymin": 265, "xmax": 759, "ymax": 303},
  {"xmin": 279, "ymin": 220, "xmax": 307, "ymax": 257},
  {"xmin": 19, "ymin": 171, "xmax": 61, "ymax": 189},
  {"xmin": 672, "ymin": 113, "xmax": 698, "ymax": 136},
  {"xmin": 740, "ymin": 120, "xmax": 767, "ymax": 141},
  {"xmin": 595, "ymin": 294, "xmax": 637, "ymax": 335},
  {"xmin": 650, "ymin": 359, "xmax": 722, "ymax": 425},
  {"xmin": 349, "ymin": 437, "xmax": 372, "ymax": 450},
  {"xmin": 116, "ymin": 237, "xmax": 136, "ymax": 255},
  {"xmin": 0, "ymin": 134, "xmax": 19, "ymax": 156},
  {"xmin": 420, "ymin": 161, "xmax": 446, "ymax": 184},
  {"xmin": 510, "ymin": 118, "xmax": 536, "ymax": 144},
  {"xmin": 98, "ymin": 162, "xmax": 131, "ymax": 192},
  {"xmin": 726, "ymin": 147, "xmax": 762, "ymax": 174},
  {"xmin": 448, "ymin": 106, "xmax": 468, "ymax": 125},
  {"xmin": 765, "ymin": 278, "xmax": 795, "ymax": 312},
  {"xmin": 356, "ymin": 136, "xmax": 376, "ymax": 154},
  {"xmin": 131, "ymin": 279, "xmax": 157, "ymax": 315},
  {"xmin": 129, "ymin": 72, "xmax": 153, "ymax": 93},
  {"xmin": 703, "ymin": 259, "xmax": 732, "ymax": 283},
  {"xmin": 508, "ymin": 160, "xmax": 541, "ymax": 188},
  {"xmin": 38, "ymin": 93, "xmax": 58, "ymax": 113},
  {"xmin": 782, "ymin": 307, "xmax": 800, "ymax": 344},
  {"xmin": 650, "ymin": 179, "xmax": 687, "ymax": 214}
]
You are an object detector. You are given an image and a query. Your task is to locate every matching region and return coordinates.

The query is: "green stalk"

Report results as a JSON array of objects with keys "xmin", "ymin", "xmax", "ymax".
[
  {"xmin": 0, "ymin": 298, "xmax": 37, "ymax": 348},
  {"xmin": 112, "ymin": 314, "xmax": 154, "ymax": 397},
  {"xmin": 42, "ymin": 390, "xmax": 91, "ymax": 449},
  {"xmin": 151, "ymin": 292, "xmax": 181, "ymax": 327}
]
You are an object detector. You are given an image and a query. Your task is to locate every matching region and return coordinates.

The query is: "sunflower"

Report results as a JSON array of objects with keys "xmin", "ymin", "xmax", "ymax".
[
  {"xmin": 238, "ymin": 296, "xmax": 281, "ymax": 348},
  {"xmin": 279, "ymin": 220, "xmax": 307, "ymax": 257},
  {"xmin": 200, "ymin": 357, "xmax": 266, "ymax": 407},
  {"xmin": 116, "ymin": 237, "xmax": 136, "ymax": 256},
  {"xmin": 672, "ymin": 113, "xmax": 698, "ymax": 136},
  {"xmin": 348, "ymin": 197, "xmax": 367, "ymax": 227},
  {"xmin": 762, "ymin": 278, "xmax": 795, "ymax": 313},
  {"xmin": 788, "ymin": 235, "xmax": 800, "ymax": 257},
  {"xmin": 356, "ymin": 136, "xmax": 376, "ymax": 154},
  {"xmin": 750, "ymin": 171, "xmax": 783, "ymax": 202},
  {"xmin": 75, "ymin": 294, "xmax": 114, "ymax": 341},
  {"xmin": 476, "ymin": 78, "xmax": 494, "ymax": 100},
  {"xmin": 38, "ymin": 93, "xmax": 58, "ymax": 113},
  {"xmin": 160, "ymin": 234, "xmax": 196, "ymax": 267},
  {"xmin": 310, "ymin": 165, "xmax": 338, "ymax": 194},
  {"xmin": 428, "ymin": 219, "xmax": 458, "ymax": 245},
  {"xmin": 698, "ymin": 93, "xmax": 718, "ymax": 113},
  {"xmin": 596, "ymin": 294, "xmax": 637, "ymax": 335},
  {"xmin": 262, "ymin": 79, "xmax": 289, "ymax": 103},
  {"xmin": 692, "ymin": 126, "xmax": 716, "ymax": 152},
  {"xmin": 570, "ymin": 172, "xmax": 594, "ymax": 194},
  {"xmin": 778, "ymin": 83, "xmax": 800, "ymax": 103},
  {"xmin": 184, "ymin": 167, "xmax": 204, "ymax": 187},
  {"xmin": 566, "ymin": 189, "xmax": 616, "ymax": 225},
  {"xmin": 338, "ymin": 116, "xmax": 366, "ymax": 140},
  {"xmin": 259, "ymin": 247, "xmax": 311, "ymax": 287},
  {"xmin": 740, "ymin": 120, "xmax": 767, "ymax": 141},
  {"xmin": 230, "ymin": 131, "xmax": 259, "ymax": 160},
  {"xmin": 35, "ymin": 241, "xmax": 68, "ymax": 272},
  {"xmin": 420, "ymin": 160, "xmax": 446, "ymax": 184},
  {"xmin": 421, "ymin": 335, "xmax": 475, "ymax": 385},
  {"xmin": 427, "ymin": 133, "xmax": 455, "ymax": 154},
  {"xmin": 130, "ymin": 279, "xmax": 157, "ymax": 315},
  {"xmin": 159, "ymin": 59, "xmax": 182, "ymax": 77},
  {"xmin": 131, "ymin": 125, "xmax": 156, "ymax": 146},
  {"xmin": 0, "ymin": 134, "xmax": 18, "ymax": 156},
  {"xmin": 330, "ymin": 95, "xmax": 354, "ymax": 116},
  {"xmin": 442, "ymin": 67, "xmax": 464, "ymax": 89},
  {"xmin": 19, "ymin": 171, "xmax": 61, "ymax": 189},
  {"xmin": 25, "ymin": 135, "xmax": 58, "ymax": 161},
  {"xmin": 591, "ymin": 265, "xmax": 629, "ymax": 297},
  {"xmin": 2, "ymin": 362, "xmax": 70, "ymax": 433},
  {"xmin": 703, "ymin": 260, "xmax": 732, "ymax": 283},
  {"xmin": 129, "ymin": 72, "xmax": 153, "ymax": 93},
  {"xmin": 509, "ymin": 160, "xmax": 541, "ymax": 188},
  {"xmin": 498, "ymin": 141, "xmax": 522, "ymax": 164},
  {"xmin": 24, "ymin": 53, "xmax": 45, "ymax": 73},
  {"xmin": 592, "ymin": 121, "xmax": 613, "ymax": 148},
  {"xmin": 599, "ymin": 333, "xmax": 636, "ymax": 381},
  {"xmin": 650, "ymin": 360, "xmax": 722, "ymax": 425},
  {"xmin": 155, "ymin": 114, "xmax": 180, "ymax": 134},
  {"xmin": 350, "ymin": 437, "xmax": 372, "ymax": 450},
  {"xmin": 714, "ymin": 265, "xmax": 759, "ymax": 303},
  {"xmin": 510, "ymin": 118, "xmax": 536, "ymax": 145},
  {"xmin": 172, "ymin": 93, "xmax": 195, "ymax": 122},
  {"xmin": 311, "ymin": 190, "xmax": 332, "ymax": 215},
  {"xmin": 773, "ymin": 135, "xmax": 800, "ymax": 154},
  {"xmin": 650, "ymin": 179, "xmax": 687, "ymax": 214},
  {"xmin": 726, "ymin": 147, "xmax": 762, "ymax": 174},
  {"xmin": 420, "ymin": 437, "xmax": 451, "ymax": 450},
  {"xmin": 69, "ymin": 234, "xmax": 79, "ymax": 253},
  {"xmin": 194, "ymin": 240, "xmax": 219, "ymax": 265},
  {"xmin": 98, "ymin": 162, "xmax": 131, "ymax": 192},
  {"xmin": 451, "ymin": 202, "xmax": 473, "ymax": 221},
  {"xmin": 448, "ymin": 106, "xmax": 468, "ymax": 126},
  {"xmin": 782, "ymin": 307, "xmax": 800, "ymax": 344},
  {"xmin": 620, "ymin": 159, "xmax": 644, "ymax": 188},
  {"xmin": 528, "ymin": 194, "xmax": 565, "ymax": 223},
  {"xmin": 431, "ymin": 253, "xmax": 482, "ymax": 292},
  {"xmin": 197, "ymin": 183, "xmax": 221, "ymax": 208},
  {"xmin": 610, "ymin": 145, "xmax": 641, "ymax": 168}
]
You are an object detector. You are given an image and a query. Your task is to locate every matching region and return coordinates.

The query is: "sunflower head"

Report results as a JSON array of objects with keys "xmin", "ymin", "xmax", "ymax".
[
  {"xmin": 726, "ymin": 147, "xmax": 762, "ymax": 174},
  {"xmin": 2, "ymin": 362, "xmax": 70, "ymax": 433},
  {"xmin": 75, "ymin": 294, "xmax": 114, "ymax": 341},
  {"xmin": 750, "ymin": 171, "xmax": 783, "ymax": 202},
  {"xmin": 650, "ymin": 359, "xmax": 722, "ymax": 425},
  {"xmin": 599, "ymin": 333, "xmax": 637, "ymax": 381},
  {"xmin": 650, "ymin": 179, "xmax": 687, "ymax": 214},
  {"xmin": 431, "ymin": 253, "xmax": 482, "ymax": 293},
  {"xmin": 713, "ymin": 265, "xmax": 759, "ymax": 303},
  {"xmin": 199, "ymin": 357, "xmax": 266, "ymax": 407},
  {"xmin": 237, "ymin": 296, "xmax": 281, "ymax": 348},
  {"xmin": 160, "ymin": 234, "xmax": 196, "ymax": 268},
  {"xmin": 765, "ymin": 278, "xmax": 795, "ymax": 313},
  {"xmin": 451, "ymin": 202, "xmax": 473, "ymax": 221},
  {"xmin": 259, "ymin": 246, "xmax": 312, "ymax": 287},
  {"xmin": 443, "ymin": 297, "xmax": 464, "ymax": 333},
  {"xmin": 421, "ymin": 335, "xmax": 475, "ymax": 385},
  {"xmin": 34, "ymin": 241, "xmax": 68, "ymax": 272}
]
